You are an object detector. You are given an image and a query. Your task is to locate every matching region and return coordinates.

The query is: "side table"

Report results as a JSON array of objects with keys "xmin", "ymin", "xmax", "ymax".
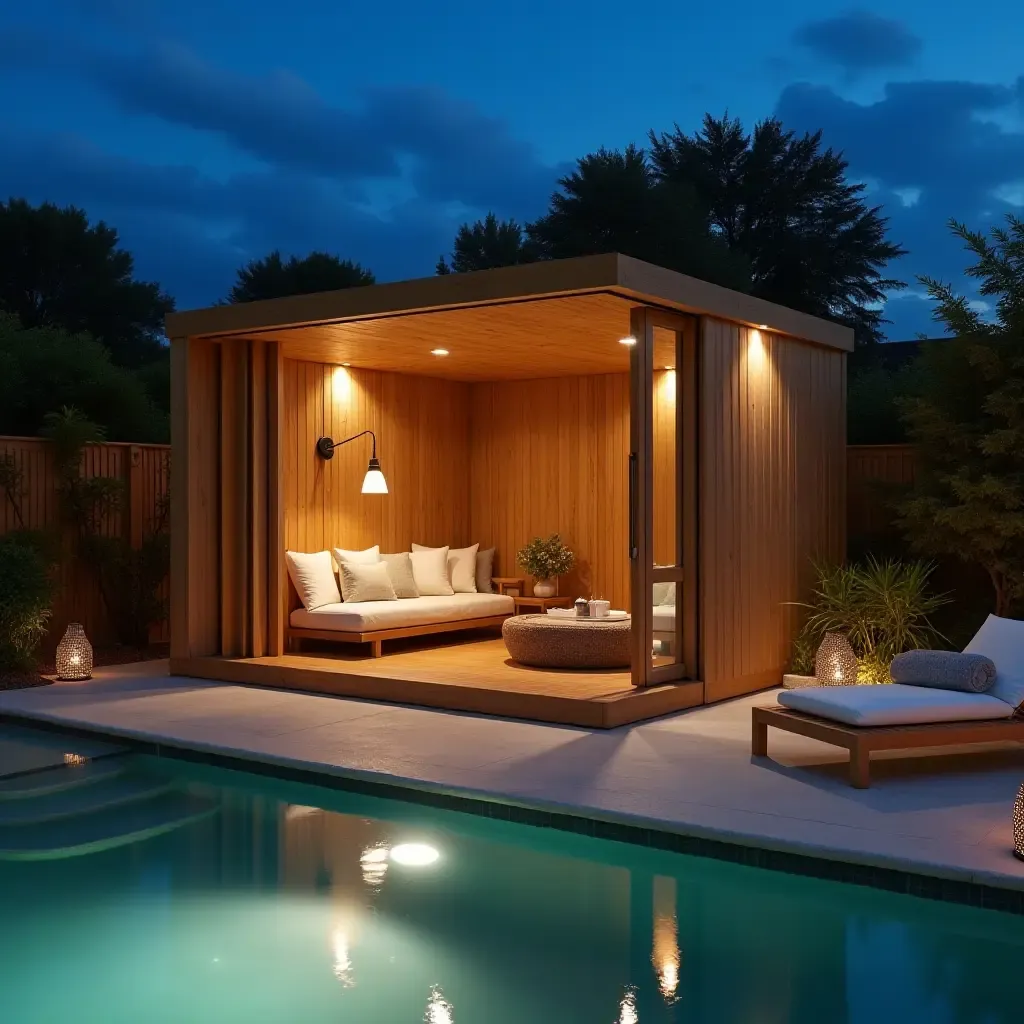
[{"xmin": 512, "ymin": 594, "xmax": 574, "ymax": 614}]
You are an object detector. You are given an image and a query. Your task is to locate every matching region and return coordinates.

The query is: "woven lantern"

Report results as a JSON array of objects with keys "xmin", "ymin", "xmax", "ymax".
[
  {"xmin": 814, "ymin": 632, "xmax": 858, "ymax": 686},
  {"xmin": 1014, "ymin": 782, "xmax": 1024, "ymax": 862},
  {"xmin": 55, "ymin": 623, "xmax": 93, "ymax": 681}
]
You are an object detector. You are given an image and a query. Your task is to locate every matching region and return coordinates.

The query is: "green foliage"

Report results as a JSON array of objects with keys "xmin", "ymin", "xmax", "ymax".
[
  {"xmin": 516, "ymin": 534, "xmax": 575, "ymax": 580},
  {"xmin": 228, "ymin": 251, "xmax": 375, "ymax": 303},
  {"xmin": 436, "ymin": 214, "xmax": 532, "ymax": 274},
  {"xmin": 791, "ymin": 558, "xmax": 949, "ymax": 683},
  {"xmin": 0, "ymin": 314, "xmax": 168, "ymax": 442},
  {"xmin": 0, "ymin": 532, "xmax": 54, "ymax": 671},
  {"xmin": 847, "ymin": 364, "xmax": 911, "ymax": 444},
  {"xmin": 0, "ymin": 198, "xmax": 173, "ymax": 368},
  {"xmin": 649, "ymin": 114, "xmax": 906, "ymax": 344},
  {"xmin": 895, "ymin": 216, "xmax": 1024, "ymax": 616}
]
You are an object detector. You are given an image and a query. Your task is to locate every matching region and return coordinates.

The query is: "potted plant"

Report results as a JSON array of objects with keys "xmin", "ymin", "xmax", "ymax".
[{"xmin": 516, "ymin": 534, "xmax": 575, "ymax": 597}]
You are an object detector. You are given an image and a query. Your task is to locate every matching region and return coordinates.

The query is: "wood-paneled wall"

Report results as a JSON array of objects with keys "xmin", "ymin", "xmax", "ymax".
[
  {"xmin": 700, "ymin": 320, "xmax": 845, "ymax": 701},
  {"xmin": 282, "ymin": 360, "xmax": 471, "ymax": 554},
  {"xmin": 469, "ymin": 374, "xmax": 630, "ymax": 608}
]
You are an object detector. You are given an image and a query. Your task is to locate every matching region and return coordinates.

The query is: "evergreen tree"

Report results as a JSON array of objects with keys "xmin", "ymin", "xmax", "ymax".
[
  {"xmin": 895, "ymin": 217, "xmax": 1024, "ymax": 615},
  {"xmin": 436, "ymin": 213, "xmax": 531, "ymax": 274},
  {"xmin": 228, "ymin": 251, "xmax": 374, "ymax": 303}
]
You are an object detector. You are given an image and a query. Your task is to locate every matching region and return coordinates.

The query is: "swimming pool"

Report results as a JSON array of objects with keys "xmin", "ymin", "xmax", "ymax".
[{"xmin": 0, "ymin": 747, "xmax": 1020, "ymax": 1023}]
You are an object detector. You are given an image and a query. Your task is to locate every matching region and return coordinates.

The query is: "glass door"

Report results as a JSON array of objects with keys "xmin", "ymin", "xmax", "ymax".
[{"xmin": 629, "ymin": 307, "xmax": 698, "ymax": 687}]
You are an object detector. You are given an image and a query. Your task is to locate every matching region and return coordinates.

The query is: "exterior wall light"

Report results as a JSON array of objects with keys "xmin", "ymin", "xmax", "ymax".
[{"xmin": 315, "ymin": 429, "xmax": 388, "ymax": 494}]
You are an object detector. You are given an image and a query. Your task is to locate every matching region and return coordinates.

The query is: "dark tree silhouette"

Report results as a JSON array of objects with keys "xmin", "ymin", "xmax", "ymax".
[
  {"xmin": 436, "ymin": 213, "xmax": 531, "ymax": 274},
  {"xmin": 649, "ymin": 114, "xmax": 906, "ymax": 343},
  {"xmin": 228, "ymin": 251, "xmax": 375, "ymax": 303},
  {"xmin": 0, "ymin": 199, "xmax": 174, "ymax": 367}
]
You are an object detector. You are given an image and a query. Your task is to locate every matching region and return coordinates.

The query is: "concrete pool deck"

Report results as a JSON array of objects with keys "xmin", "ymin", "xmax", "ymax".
[{"xmin": 1, "ymin": 660, "xmax": 1022, "ymax": 900}]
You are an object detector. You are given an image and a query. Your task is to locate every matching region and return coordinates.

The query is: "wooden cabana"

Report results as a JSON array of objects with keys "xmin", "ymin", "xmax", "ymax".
[{"xmin": 167, "ymin": 253, "xmax": 851, "ymax": 727}]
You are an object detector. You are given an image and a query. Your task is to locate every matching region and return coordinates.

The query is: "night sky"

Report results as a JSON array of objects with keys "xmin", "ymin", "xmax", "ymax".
[{"xmin": 2, "ymin": 0, "xmax": 1022, "ymax": 339}]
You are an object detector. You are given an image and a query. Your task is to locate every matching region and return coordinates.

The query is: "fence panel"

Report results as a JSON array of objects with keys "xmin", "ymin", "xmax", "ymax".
[
  {"xmin": 847, "ymin": 444, "xmax": 916, "ymax": 540},
  {"xmin": 0, "ymin": 436, "xmax": 171, "ymax": 650}
]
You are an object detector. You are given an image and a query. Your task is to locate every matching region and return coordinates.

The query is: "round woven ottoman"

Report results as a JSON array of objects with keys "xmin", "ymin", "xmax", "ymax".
[{"xmin": 502, "ymin": 614, "xmax": 631, "ymax": 669}]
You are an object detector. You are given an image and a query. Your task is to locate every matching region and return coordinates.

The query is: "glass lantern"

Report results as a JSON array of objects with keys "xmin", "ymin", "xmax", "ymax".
[
  {"xmin": 55, "ymin": 623, "xmax": 93, "ymax": 681},
  {"xmin": 814, "ymin": 632, "xmax": 859, "ymax": 686},
  {"xmin": 1013, "ymin": 781, "xmax": 1024, "ymax": 862}
]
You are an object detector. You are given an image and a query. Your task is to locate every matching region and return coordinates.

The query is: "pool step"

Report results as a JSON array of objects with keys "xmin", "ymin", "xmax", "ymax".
[
  {"xmin": 0, "ymin": 775, "xmax": 174, "ymax": 826},
  {"xmin": 0, "ymin": 793, "xmax": 219, "ymax": 861},
  {"xmin": 0, "ymin": 759, "xmax": 127, "ymax": 800}
]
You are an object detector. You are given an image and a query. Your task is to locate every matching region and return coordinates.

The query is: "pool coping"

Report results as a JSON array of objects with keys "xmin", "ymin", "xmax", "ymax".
[{"xmin": 2, "ymin": 707, "xmax": 1021, "ymax": 917}]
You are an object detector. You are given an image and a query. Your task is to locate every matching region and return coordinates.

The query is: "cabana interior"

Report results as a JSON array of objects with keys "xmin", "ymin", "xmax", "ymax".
[{"xmin": 168, "ymin": 255, "xmax": 849, "ymax": 727}]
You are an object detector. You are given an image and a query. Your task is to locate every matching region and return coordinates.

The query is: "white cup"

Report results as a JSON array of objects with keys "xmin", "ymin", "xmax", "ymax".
[{"xmin": 590, "ymin": 600, "xmax": 610, "ymax": 618}]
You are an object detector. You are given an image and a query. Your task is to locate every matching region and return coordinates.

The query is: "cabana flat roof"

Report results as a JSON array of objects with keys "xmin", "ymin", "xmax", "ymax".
[{"xmin": 166, "ymin": 253, "xmax": 853, "ymax": 382}]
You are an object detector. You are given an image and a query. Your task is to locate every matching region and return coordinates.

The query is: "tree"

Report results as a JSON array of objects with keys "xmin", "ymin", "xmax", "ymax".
[
  {"xmin": 649, "ymin": 114, "xmax": 906, "ymax": 343},
  {"xmin": 0, "ymin": 314, "xmax": 167, "ymax": 442},
  {"xmin": 0, "ymin": 198, "xmax": 174, "ymax": 367},
  {"xmin": 895, "ymin": 217, "xmax": 1024, "ymax": 616},
  {"xmin": 228, "ymin": 251, "xmax": 374, "ymax": 302},
  {"xmin": 436, "ymin": 213, "xmax": 531, "ymax": 274}
]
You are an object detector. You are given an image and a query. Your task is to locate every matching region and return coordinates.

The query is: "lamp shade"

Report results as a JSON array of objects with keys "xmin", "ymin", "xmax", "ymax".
[
  {"xmin": 1014, "ymin": 782, "xmax": 1024, "ymax": 862},
  {"xmin": 55, "ymin": 622, "xmax": 93, "ymax": 681},
  {"xmin": 814, "ymin": 632, "xmax": 858, "ymax": 686},
  {"xmin": 361, "ymin": 457, "xmax": 388, "ymax": 494}
]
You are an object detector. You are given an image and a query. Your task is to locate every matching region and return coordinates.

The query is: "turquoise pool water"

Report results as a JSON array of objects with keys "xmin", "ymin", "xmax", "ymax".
[{"xmin": 0, "ymin": 750, "xmax": 1021, "ymax": 1023}]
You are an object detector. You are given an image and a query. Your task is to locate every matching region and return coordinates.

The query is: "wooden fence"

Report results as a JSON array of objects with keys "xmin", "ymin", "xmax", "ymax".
[
  {"xmin": 847, "ymin": 444, "xmax": 916, "ymax": 540},
  {"xmin": 0, "ymin": 436, "xmax": 171, "ymax": 650}
]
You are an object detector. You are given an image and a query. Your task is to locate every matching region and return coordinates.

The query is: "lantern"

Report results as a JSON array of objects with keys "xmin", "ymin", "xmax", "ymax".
[
  {"xmin": 55, "ymin": 623, "xmax": 93, "ymax": 681},
  {"xmin": 814, "ymin": 632, "xmax": 858, "ymax": 686},
  {"xmin": 1013, "ymin": 782, "xmax": 1024, "ymax": 862}
]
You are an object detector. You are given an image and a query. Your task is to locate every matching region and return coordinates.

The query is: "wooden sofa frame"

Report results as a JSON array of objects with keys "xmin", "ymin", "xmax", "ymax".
[{"xmin": 752, "ymin": 704, "xmax": 1024, "ymax": 788}]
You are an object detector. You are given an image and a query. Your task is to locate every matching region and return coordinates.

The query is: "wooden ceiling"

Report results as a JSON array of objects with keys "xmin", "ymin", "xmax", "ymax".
[{"xmin": 261, "ymin": 292, "xmax": 637, "ymax": 381}]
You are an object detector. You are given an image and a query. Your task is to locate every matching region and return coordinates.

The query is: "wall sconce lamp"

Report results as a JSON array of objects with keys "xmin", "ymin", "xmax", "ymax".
[{"xmin": 315, "ymin": 429, "xmax": 388, "ymax": 494}]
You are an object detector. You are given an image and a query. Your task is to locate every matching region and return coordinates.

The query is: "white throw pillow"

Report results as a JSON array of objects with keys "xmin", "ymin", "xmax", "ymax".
[
  {"xmin": 476, "ymin": 547, "xmax": 495, "ymax": 594},
  {"xmin": 963, "ymin": 614, "xmax": 1024, "ymax": 709},
  {"xmin": 410, "ymin": 547, "xmax": 454, "ymax": 596},
  {"xmin": 333, "ymin": 545, "xmax": 380, "ymax": 567},
  {"xmin": 286, "ymin": 550, "xmax": 341, "ymax": 610},
  {"xmin": 338, "ymin": 560, "xmax": 396, "ymax": 603},
  {"xmin": 412, "ymin": 542, "xmax": 478, "ymax": 593},
  {"xmin": 381, "ymin": 552, "xmax": 420, "ymax": 599}
]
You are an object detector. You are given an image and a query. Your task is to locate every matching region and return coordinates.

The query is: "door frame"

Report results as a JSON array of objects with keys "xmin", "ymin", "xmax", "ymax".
[{"xmin": 629, "ymin": 306, "xmax": 699, "ymax": 688}]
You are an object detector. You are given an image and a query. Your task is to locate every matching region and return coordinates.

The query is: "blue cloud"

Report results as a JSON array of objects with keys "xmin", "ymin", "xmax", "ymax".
[{"xmin": 794, "ymin": 11, "xmax": 922, "ymax": 75}]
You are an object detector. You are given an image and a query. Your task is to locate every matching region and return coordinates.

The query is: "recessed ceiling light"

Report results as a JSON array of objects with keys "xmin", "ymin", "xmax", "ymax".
[
  {"xmin": 431, "ymin": 348, "xmax": 449, "ymax": 356},
  {"xmin": 619, "ymin": 336, "xmax": 636, "ymax": 346},
  {"xmin": 665, "ymin": 365, "xmax": 675, "ymax": 371},
  {"xmin": 341, "ymin": 362, "xmax": 351, "ymax": 367},
  {"xmin": 758, "ymin": 324, "xmax": 768, "ymax": 330}
]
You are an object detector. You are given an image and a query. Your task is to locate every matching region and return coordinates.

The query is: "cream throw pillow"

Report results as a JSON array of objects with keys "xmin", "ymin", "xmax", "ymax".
[
  {"xmin": 412, "ymin": 542, "xmax": 479, "ymax": 593},
  {"xmin": 476, "ymin": 547, "xmax": 495, "ymax": 593},
  {"xmin": 333, "ymin": 545, "xmax": 380, "ymax": 567},
  {"xmin": 381, "ymin": 552, "xmax": 420, "ymax": 599},
  {"xmin": 339, "ymin": 560, "xmax": 397, "ymax": 603},
  {"xmin": 286, "ymin": 550, "xmax": 341, "ymax": 610},
  {"xmin": 410, "ymin": 547, "xmax": 454, "ymax": 596}
]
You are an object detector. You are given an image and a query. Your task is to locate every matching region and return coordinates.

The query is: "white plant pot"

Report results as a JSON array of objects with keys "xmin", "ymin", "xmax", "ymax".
[{"xmin": 533, "ymin": 578, "xmax": 557, "ymax": 598}]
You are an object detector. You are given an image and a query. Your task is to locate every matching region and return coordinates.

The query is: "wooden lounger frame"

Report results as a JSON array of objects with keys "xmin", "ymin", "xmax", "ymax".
[
  {"xmin": 286, "ymin": 615, "xmax": 511, "ymax": 658},
  {"xmin": 752, "ymin": 704, "xmax": 1024, "ymax": 788}
]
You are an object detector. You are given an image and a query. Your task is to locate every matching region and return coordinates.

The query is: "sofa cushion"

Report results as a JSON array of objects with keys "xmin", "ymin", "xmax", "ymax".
[
  {"xmin": 333, "ymin": 545, "xmax": 380, "ymax": 567},
  {"xmin": 413, "ymin": 542, "xmax": 478, "ymax": 593},
  {"xmin": 476, "ymin": 547, "xmax": 495, "ymax": 594},
  {"xmin": 410, "ymin": 546, "xmax": 454, "ymax": 596},
  {"xmin": 290, "ymin": 593, "xmax": 514, "ymax": 632},
  {"xmin": 381, "ymin": 552, "xmax": 420, "ymax": 599},
  {"xmin": 285, "ymin": 550, "xmax": 341, "ymax": 610},
  {"xmin": 339, "ymin": 560, "xmax": 396, "ymax": 603},
  {"xmin": 777, "ymin": 684, "xmax": 1015, "ymax": 727},
  {"xmin": 963, "ymin": 614, "xmax": 1024, "ymax": 709}
]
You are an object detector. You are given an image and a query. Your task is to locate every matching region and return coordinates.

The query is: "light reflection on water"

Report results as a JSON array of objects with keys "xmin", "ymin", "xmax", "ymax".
[{"xmin": 0, "ymin": 759, "xmax": 1019, "ymax": 1024}]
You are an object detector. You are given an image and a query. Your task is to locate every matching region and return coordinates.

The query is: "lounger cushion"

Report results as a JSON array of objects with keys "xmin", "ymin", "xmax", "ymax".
[
  {"xmin": 285, "ymin": 550, "xmax": 341, "ymax": 610},
  {"xmin": 290, "ymin": 593, "xmax": 514, "ymax": 632},
  {"xmin": 777, "ymin": 684, "xmax": 1015, "ymax": 727},
  {"xmin": 653, "ymin": 605, "xmax": 676, "ymax": 634},
  {"xmin": 963, "ymin": 614, "xmax": 1024, "ymax": 709},
  {"xmin": 890, "ymin": 650, "xmax": 996, "ymax": 693}
]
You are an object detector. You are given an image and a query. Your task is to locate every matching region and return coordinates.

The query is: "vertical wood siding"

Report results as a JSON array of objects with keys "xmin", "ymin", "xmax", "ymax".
[{"xmin": 700, "ymin": 320, "xmax": 846, "ymax": 701}]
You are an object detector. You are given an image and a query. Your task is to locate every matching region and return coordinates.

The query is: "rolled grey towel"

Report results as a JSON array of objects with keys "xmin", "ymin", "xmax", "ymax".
[{"xmin": 889, "ymin": 650, "xmax": 997, "ymax": 693}]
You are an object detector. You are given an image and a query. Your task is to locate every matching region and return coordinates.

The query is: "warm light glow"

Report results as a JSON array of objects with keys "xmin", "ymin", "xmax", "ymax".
[
  {"xmin": 617, "ymin": 985, "xmax": 639, "ymax": 1024},
  {"xmin": 665, "ymin": 365, "xmax": 674, "ymax": 371},
  {"xmin": 390, "ymin": 842, "xmax": 439, "ymax": 866},
  {"xmin": 425, "ymin": 985, "xmax": 454, "ymax": 1024},
  {"xmin": 69, "ymin": 654, "xmax": 81, "ymax": 666},
  {"xmin": 619, "ymin": 335, "xmax": 636, "ymax": 346},
  {"xmin": 361, "ymin": 468, "xmax": 389, "ymax": 494},
  {"xmin": 758, "ymin": 324, "xmax": 768, "ymax": 330},
  {"xmin": 430, "ymin": 348, "xmax": 449, "ymax": 356},
  {"xmin": 748, "ymin": 329, "xmax": 767, "ymax": 372},
  {"xmin": 331, "ymin": 364, "xmax": 352, "ymax": 402},
  {"xmin": 342, "ymin": 361, "xmax": 351, "ymax": 366},
  {"xmin": 652, "ymin": 876, "xmax": 681, "ymax": 1005},
  {"xmin": 331, "ymin": 927, "xmax": 355, "ymax": 988},
  {"xmin": 360, "ymin": 844, "xmax": 390, "ymax": 887},
  {"xmin": 63, "ymin": 752, "xmax": 90, "ymax": 766}
]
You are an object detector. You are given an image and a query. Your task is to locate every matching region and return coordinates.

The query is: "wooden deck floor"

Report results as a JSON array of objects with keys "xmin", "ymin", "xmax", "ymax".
[{"xmin": 171, "ymin": 632, "xmax": 704, "ymax": 728}]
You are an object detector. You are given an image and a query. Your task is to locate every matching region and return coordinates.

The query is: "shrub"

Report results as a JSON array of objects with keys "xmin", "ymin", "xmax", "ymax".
[
  {"xmin": 516, "ymin": 534, "xmax": 575, "ymax": 580},
  {"xmin": 790, "ymin": 557, "xmax": 949, "ymax": 683},
  {"xmin": 0, "ymin": 532, "xmax": 54, "ymax": 671}
]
